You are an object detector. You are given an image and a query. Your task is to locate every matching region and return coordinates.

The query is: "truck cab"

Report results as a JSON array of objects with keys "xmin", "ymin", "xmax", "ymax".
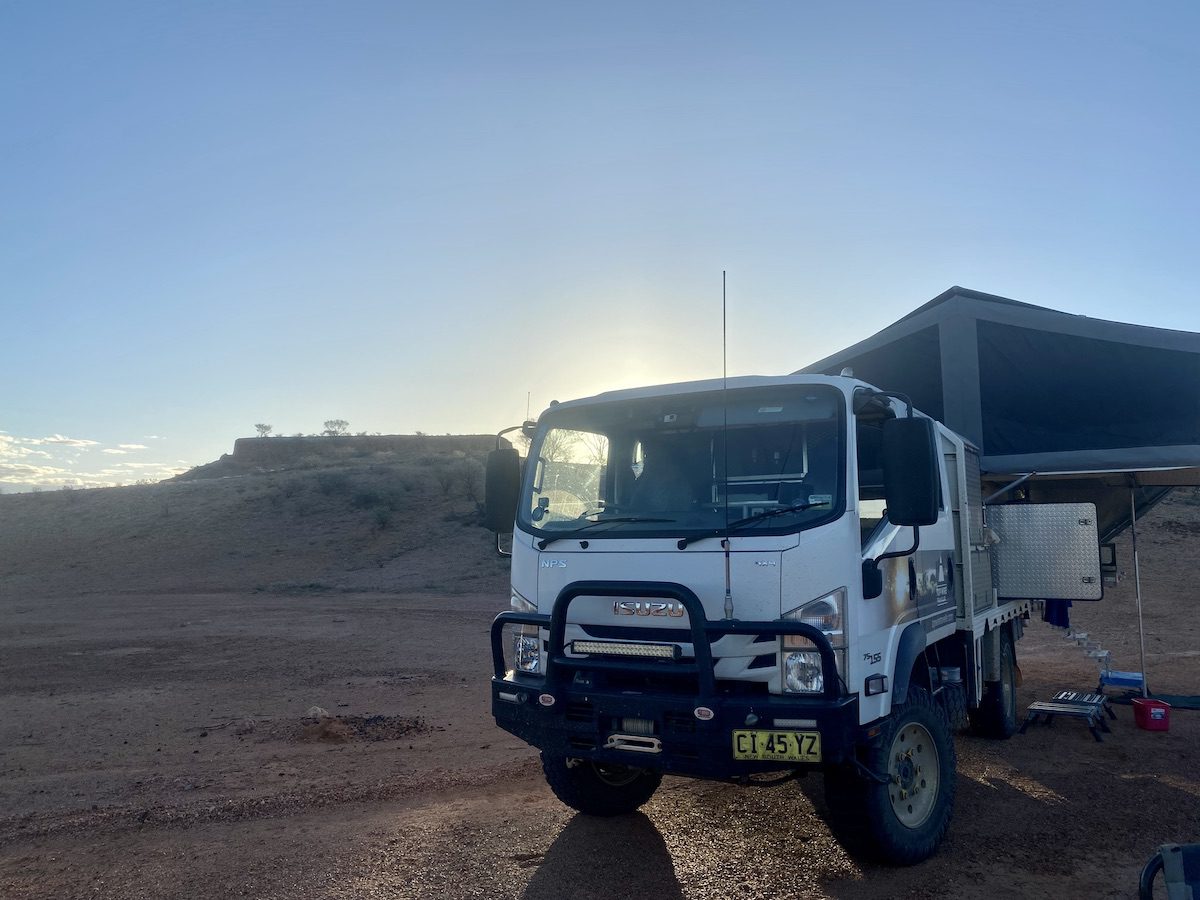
[{"xmin": 485, "ymin": 374, "xmax": 1089, "ymax": 864}]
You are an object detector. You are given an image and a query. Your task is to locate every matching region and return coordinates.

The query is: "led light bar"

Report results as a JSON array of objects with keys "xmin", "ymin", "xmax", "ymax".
[{"xmin": 571, "ymin": 640, "xmax": 679, "ymax": 659}]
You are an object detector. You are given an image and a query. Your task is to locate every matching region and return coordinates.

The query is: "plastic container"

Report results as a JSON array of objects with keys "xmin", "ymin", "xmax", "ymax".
[{"xmin": 1132, "ymin": 697, "xmax": 1171, "ymax": 732}]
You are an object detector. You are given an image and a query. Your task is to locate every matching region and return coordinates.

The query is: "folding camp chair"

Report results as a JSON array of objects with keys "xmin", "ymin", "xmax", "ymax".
[
  {"xmin": 1097, "ymin": 654, "xmax": 1146, "ymax": 695},
  {"xmin": 1140, "ymin": 843, "xmax": 1200, "ymax": 900}
]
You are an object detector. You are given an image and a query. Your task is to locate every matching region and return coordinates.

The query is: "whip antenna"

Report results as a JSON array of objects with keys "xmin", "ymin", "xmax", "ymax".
[{"xmin": 722, "ymin": 270, "xmax": 734, "ymax": 620}]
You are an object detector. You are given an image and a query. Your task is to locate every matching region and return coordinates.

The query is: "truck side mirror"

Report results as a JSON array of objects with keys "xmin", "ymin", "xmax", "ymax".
[
  {"xmin": 862, "ymin": 559, "xmax": 883, "ymax": 600},
  {"xmin": 882, "ymin": 417, "xmax": 939, "ymax": 527},
  {"xmin": 484, "ymin": 448, "xmax": 521, "ymax": 532}
]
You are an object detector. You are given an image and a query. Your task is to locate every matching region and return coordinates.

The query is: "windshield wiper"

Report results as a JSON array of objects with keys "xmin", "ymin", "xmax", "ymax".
[
  {"xmin": 676, "ymin": 502, "xmax": 826, "ymax": 549},
  {"xmin": 577, "ymin": 505, "xmax": 625, "ymax": 518},
  {"xmin": 727, "ymin": 501, "xmax": 824, "ymax": 531},
  {"xmin": 536, "ymin": 516, "xmax": 676, "ymax": 549}
]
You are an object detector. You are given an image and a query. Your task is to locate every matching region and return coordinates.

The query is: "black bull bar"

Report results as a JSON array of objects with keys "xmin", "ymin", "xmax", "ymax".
[{"xmin": 489, "ymin": 581, "xmax": 859, "ymax": 777}]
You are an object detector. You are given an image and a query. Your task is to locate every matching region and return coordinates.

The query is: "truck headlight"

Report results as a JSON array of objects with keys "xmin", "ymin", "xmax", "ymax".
[
  {"xmin": 782, "ymin": 589, "xmax": 847, "ymax": 694},
  {"xmin": 511, "ymin": 590, "xmax": 541, "ymax": 673},
  {"xmin": 513, "ymin": 633, "xmax": 541, "ymax": 673},
  {"xmin": 784, "ymin": 647, "xmax": 824, "ymax": 693}
]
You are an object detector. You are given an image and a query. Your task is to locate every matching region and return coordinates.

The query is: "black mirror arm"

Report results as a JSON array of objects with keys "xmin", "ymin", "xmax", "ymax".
[
  {"xmin": 873, "ymin": 525, "xmax": 920, "ymax": 565},
  {"xmin": 495, "ymin": 423, "xmax": 532, "ymax": 450}
]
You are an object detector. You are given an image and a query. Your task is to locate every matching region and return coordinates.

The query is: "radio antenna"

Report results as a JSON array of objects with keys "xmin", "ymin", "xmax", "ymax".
[{"xmin": 722, "ymin": 270, "xmax": 734, "ymax": 620}]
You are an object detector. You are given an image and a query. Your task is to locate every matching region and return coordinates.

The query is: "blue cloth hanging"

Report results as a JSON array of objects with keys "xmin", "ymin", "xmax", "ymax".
[{"xmin": 1043, "ymin": 598, "xmax": 1072, "ymax": 628}]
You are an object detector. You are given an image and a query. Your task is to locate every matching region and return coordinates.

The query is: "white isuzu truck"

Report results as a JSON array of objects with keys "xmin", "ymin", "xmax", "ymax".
[{"xmin": 484, "ymin": 374, "xmax": 1100, "ymax": 864}]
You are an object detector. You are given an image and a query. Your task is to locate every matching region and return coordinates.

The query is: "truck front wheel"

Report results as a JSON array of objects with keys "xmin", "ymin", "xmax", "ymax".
[
  {"xmin": 824, "ymin": 686, "xmax": 956, "ymax": 865},
  {"xmin": 540, "ymin": 753, "xmax": 662, "ymax": 816}
]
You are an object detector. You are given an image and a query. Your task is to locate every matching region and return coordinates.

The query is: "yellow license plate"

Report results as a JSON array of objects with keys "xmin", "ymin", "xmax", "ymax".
[{"xmin": 731, "ymin": 730, "xmax": 822, "ymax": 762}]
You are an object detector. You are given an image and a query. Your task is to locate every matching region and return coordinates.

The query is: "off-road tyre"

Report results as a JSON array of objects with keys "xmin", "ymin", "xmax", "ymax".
[
  {"xmin": 939, "ymin": 680, "xmax": 970, "ymax": 732},
  {"xmin": 823, "ymin": 686, "xmax": 956, "ymax": 865},
  {"xmin": 540, "ymin": 753, "xmax": 662, "ymax": 816},
  {"xmin": 969, "ymin": 623, "xmax": 1019, "ymax": 739}
]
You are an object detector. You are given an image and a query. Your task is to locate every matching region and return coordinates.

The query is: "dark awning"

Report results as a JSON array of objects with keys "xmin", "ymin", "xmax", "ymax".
[{"xmin": 800, "ymin": 286, "xmax": 1200, "ymax": 538}]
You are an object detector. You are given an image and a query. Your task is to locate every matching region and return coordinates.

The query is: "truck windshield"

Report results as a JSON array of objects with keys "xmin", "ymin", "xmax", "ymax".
[{"xmin": 518, "ymin": 384, "xmax": 845, "ymax": 540}]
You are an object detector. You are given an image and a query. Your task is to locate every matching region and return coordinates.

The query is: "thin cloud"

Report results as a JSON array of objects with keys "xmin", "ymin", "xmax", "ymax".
[
  {"xmin": 0, "ymin": 432, "xmax": 185, "ymax": 490},
  {"xmin": 0, "ymin": 461, "xmax": 72, "ymax": 483},
  {"xmin": 27, "ymin": 434, "xmax": 100, "ymax": 447},
  {"xmin": 0, "ymin": 432, "xmax": 187, "ymax": 494},
  {"xmin": 0, "ymin": 436, "xmax": 51, "ymax": 460}
]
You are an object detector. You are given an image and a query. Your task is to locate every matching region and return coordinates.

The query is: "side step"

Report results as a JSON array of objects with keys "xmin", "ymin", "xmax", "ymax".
[{"xmin": 1020, "ymin": 691, "xmax": 1113, "ymax": 742}]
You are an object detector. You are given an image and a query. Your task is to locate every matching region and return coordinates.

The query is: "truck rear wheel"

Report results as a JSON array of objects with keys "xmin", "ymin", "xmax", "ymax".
[
  {"xmin": 970, "ymin": 624, "xmax": 1019, "ymax": 739},
  {"xmin": 540, "ymin": 752, "xmax": 662, "ymax": 816},
  {"xmin": 824, "ymin": 686, "xmax": 956, "ymax": 865}
]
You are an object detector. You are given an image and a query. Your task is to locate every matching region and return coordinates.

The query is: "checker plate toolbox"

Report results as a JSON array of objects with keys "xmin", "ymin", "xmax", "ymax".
[{"xmin": 988, "ymin": 503, "xmax": 1104, "ymax": 601}]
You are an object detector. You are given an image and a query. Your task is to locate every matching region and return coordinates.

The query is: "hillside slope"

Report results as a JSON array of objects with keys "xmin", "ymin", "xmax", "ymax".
[
  {"xmin": 0, "ymin": 436, "xmax": 509, "ymax": 598},
  {"xmin": 1, "ymin": 440, "xmax": 1196, "ymax": 694}
]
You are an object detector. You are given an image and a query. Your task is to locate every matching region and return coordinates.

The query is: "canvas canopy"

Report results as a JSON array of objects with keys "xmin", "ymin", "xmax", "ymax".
[{"xmin": 801, "ymin": 287, "xmax": 1200, "ymax": 541}]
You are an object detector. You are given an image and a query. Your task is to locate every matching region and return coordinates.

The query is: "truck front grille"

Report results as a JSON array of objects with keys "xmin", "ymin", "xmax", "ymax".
[{"xmin": 565, "ymin": 700, "xmax": 594, "ymax": 723}]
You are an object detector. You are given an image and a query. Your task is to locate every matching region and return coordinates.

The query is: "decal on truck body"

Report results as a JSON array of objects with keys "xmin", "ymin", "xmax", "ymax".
[{"xmin": 882, "ymin": 549, "xmax": 955, "ymax": 632}]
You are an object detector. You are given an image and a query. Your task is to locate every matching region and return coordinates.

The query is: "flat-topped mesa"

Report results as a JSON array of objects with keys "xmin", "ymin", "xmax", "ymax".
[{"xmin": 230, "ymin": 433, "xmax": 496, "ymax": 466}]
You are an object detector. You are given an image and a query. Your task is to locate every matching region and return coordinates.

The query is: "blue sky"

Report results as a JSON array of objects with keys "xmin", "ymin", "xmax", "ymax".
[{"xmin": 3, "ymin": 1, "xmax": 1198, "ymax": 489}]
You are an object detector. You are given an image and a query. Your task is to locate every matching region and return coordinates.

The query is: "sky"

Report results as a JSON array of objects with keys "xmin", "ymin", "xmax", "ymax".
[{"xmin": 3, "ymin": 1, "xmax": 1199, "ymax": 490}]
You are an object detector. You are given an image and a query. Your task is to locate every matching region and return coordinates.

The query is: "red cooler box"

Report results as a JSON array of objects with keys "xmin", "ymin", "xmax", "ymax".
[{"xmin": 1132, "ymin": 697, "xmax": 1171, "ymax": 732}]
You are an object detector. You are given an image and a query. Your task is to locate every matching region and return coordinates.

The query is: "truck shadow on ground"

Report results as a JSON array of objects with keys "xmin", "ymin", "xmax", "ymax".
[
  {"xmin": 508, "ymin": 721, "xmax": 1198, "ymax": 900},
  {"xmin": 805, "ymin": 741, "xmax": 1200, "ymax": 900},
  {"xmin": 521, "ymin": 811, "xmax": 684, "ymax": 900}
]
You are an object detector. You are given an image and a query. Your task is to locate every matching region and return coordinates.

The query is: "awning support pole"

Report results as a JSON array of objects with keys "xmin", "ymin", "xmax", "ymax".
[
  {"xmin": 983, "ymin": 472, "xmax": 1037, "ymax": 505},
  {"xmin": 1129, "ymin": 484, "xmax": 1149, "ymax": 698}
]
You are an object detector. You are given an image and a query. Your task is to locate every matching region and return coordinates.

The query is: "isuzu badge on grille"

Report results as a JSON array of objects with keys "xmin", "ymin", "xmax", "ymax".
[{"xmin": 613, "ymin": 600, "xmax": 685, "ymax": 617}]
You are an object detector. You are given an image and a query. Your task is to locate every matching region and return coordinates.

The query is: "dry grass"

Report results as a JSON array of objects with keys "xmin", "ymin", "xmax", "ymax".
[{"xmin": 0, "ymin": 437, "xmax": 503, "ymax": 598}]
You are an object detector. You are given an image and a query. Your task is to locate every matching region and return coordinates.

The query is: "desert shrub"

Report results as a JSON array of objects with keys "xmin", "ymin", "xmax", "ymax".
[
  {"xmin": 373, "ymin": 507, "xmax": 393, "ymax": 531},
  {"xmin": 382, "ymin": 462, "xmax": 432, "ymax": 495},
  {"xmin": 351, "ymin": 488, "xmax": 403, "ymax": 511},
  {"xmin": 458, "ymin": 459, "xmax": 484, "ymax": 502},
  {"xmin": 433, "ymin": 464, "xmax": 457, "ymax": 497},
  {"xmin": 295, "ymin": 497, "xmax": 321, "ymax": 517},
  {"xmin": 316, "ymin": 471, "xmax": 353, "ymax": 496},
  {"xmin": 350, "ymin": 489, "xmax": 380, "ymax": 509},
  {"xmin": 282, "ymin": 477, "xmax": 307, "ymax": 498}
]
